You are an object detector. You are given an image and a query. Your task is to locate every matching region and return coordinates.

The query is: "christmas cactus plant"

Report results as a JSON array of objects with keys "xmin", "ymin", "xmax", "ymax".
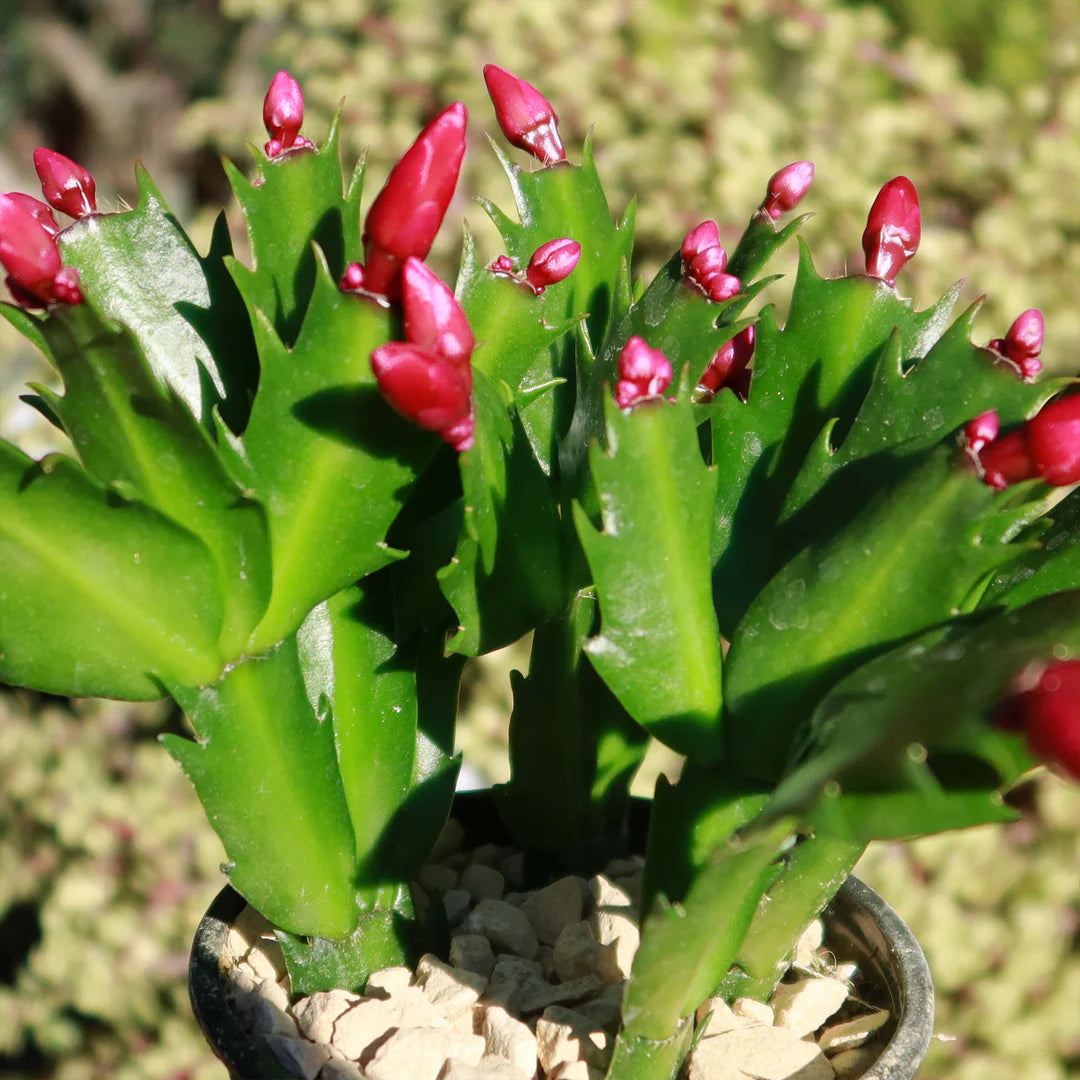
[{"xmin": 2, "ymin": 64, "xmax": 1078, "ymax": 1078}]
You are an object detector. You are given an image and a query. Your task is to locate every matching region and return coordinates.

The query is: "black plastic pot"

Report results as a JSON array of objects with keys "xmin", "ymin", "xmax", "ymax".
[{"xmin": 190, "ymin": 794, "xmax": 934, "ymax": 1079}]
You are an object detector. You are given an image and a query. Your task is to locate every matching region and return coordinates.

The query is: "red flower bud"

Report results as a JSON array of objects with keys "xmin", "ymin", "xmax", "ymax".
[
  {"xmin": 525, "ymin": 237, "xmax": 581, "ymax": 294},
  {"xmin": 681, "ymin": 221, "xmax": 722, "ymax": 264},
  {"xmin": 5, "ymin": 192, "xmax": 60, "ymax": 237},
  {"xmin": 490, "ymin": 254, "xmax": 516, "ymax": 275},
  {"xmin": 689, "ymin": 245, "xmax": 728, "ymax": 283},
  {"xmin": 862, "ymin": 176, "xmax": 920, "ymax": 286},
  {"xmin": 997, "ymin": 660, "xmax": 1080, "ymax": 783},
  {"xmin": 263, "ymin": 71, "xmax": 304, "ymax": 148},
  {"xmin": 401, "ymin": 257, "xmax": 474, "ymax": 370},
  {"xmin": 702, "ymin": 272, "xmax": 742, "ymax": 303},
  {"xmin": 978, "ymin": 394, "xmax": 1080, "ymax": 489},
  {"xmin": 962, "ymin": 410, "xmax": 1000, "ymax": 457},
  {"xmin": 33, "ymin": 147, "xmax": 97, "ymax": 218},
  {"xmin": 761, "ymin": 161, "xmax": 815, "ymax": 219},
  {"xmin": 1027, "ymin": 394, "xmax": 1080, "ymax": 486},
  {"xmin": 0, "ymin": 191, "xmax": 82, "ymax": 306},
  {"xmin": 1005, "ymin": 308, "xmax": 1044, "ymax": 363},
  {"xmin": 371, "ymin": 341, "xmax": 474, "ymax": 451},
  {"xmin": 698, "ymin": 325, "xmax": 755, "ymax": 399},
  {"xmin": 362, "ymin": 103, "xmax": 468, "ymax": 298},
  {"xmin": 339, "ymin": 261, "xmax": 366, "ymax": 292},
  {"xmin": 483, "ymin": 64, "xmax": 566, "ymax": 166},
  {"xmin": 614, "ymin": 336, "xmax": 672, "ymax": 408}
]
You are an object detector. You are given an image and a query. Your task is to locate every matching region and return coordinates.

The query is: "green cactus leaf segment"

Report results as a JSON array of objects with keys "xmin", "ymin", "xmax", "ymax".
[
  {"xmin": 495, "ymin": 596, "xmax": 648, "ymax": 867},
  {"xmin": 241, "ymin": 252, "xmax": 432, "ymax": 652},
  {"xmin": 603, "ymin": 1020, "xmax": 693, "ymax": 1080},
  {"xmin": 296, "ymin": 587, "xmax": 460, "ymax": 884},
  {"xmin": 225, "ymin": 113, "xmax": 364, "ymax": 344},
  {"xmin": 0, "ymin": 441, "xmax": 224, "ymax": 698},
  {"xmin": 163, "ymin": 637, "xmax": 360, "ymax": 939},
  {"xmin": 436, "ymin": 371, "xmax": 567, "ymax": 656},
  {"xmin": 26, "ymin": 302, "xmax": 271, "ymax": 658},
  {"xmin": 979, "ymin": 486, "xmax": 1080, "ymax": 609},
  {"xmin": 621, "ymin": 820, "xmax": 792, "ymax": 1041},
  {"xmin": 759, "ymin": 590, "xmax": 1080, "ymax": 827},
  {"xmin": 724, "ymin": 445, "xmax": 1032, "ymax": 779},
  {"xmin": 725, "ymin": 210, "xmax": 812, "ymax": 286},
  {"xmin": 57, "ymin": 167, "xmax": 257, "ymax": 431},
  {"xmin": 709, "ymin": 246, "xmax": 961, "ymax": 634},
  {"xmin": 575, "ymin": 384, "xmax": 724, "ymax": 761},
  {"xmin": 277, "ymin": 882, "xmax": 415, "ymax": 997}
]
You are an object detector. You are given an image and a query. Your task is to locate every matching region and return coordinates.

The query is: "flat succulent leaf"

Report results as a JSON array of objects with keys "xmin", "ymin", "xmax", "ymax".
[
  {"xmin": 621, "ymin": 821, "xmax": 791, "ymax": 1041},
  {"xmin": 164, "ymin": 638, "xmax": 360, "ymax": 939},
  {"xmin": 575, "ymin": 384, "xmax": 724, "ymax": 761},
  {"xmin": 726, "ymin": 211, "xmax": 812, "ymax": 285},
  {"xmin": 978, "ymin": 487, "xmax": 1080, "ymax": 609},
  {"xmin": 241, "ymin": 251, "xmax": 432, "ymax": 652},
  {"xmin": 225, "ymin": 114, "xmax": 364, "ymax": 344},
  {"xmin": 642, "ymin": 765, "xmax": 770, "ymax": 914},
  {"xmin": 0, "ymin": 441, "xmax": 223, "ymax": 698},
  {"xmin": 724, "ymin": 445, "xmax": 1035, "ymax": 780},
  {"xmin": 437, "ymin": 372, "xmax": 568, "ymax": 655},
  {"xmin": 778, "ymin": 302, "xmax": 1067, "ymax": 556},
  {"xmin": 57, "ymin": 166, "xmax": 256, "ymax": 430},
  {"xmin": 495, "ymin": 596, "xmax": 648, "ymax": 868},
  {"xmin": 277, "ymin": 883, "xmax": 415, "ymax": 996},
  {"xmin": 456, "ymin": 229, "xmax": 580, "ymax": 475},
  {"xmin": 23, "ymin": 302, "xmax": 270, "ymax": 657},
  {"xmin": 760, "ymin": 591, "xmax": 1080, "ymax": 826},
  {"xmin": 709, "ymin": 245, "xmax": 960, "ymax": 634}
]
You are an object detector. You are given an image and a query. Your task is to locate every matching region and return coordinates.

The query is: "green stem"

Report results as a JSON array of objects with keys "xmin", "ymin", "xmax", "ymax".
[
  {"xmin": 720, "ymin": 833, "xmax": 865, "ymax": 1002},
  {"xmin": 605, "ymin": 1020, "xmax": 693, "ymax": 1080}
]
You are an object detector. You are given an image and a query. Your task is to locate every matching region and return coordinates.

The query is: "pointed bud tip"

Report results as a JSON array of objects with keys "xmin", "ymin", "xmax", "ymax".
[
  {"xmin": 33, "ymin": 147, "xmax": 97, "ymax": 218},
  {"xmin": 615, "ymin": 336, "xmax": 673, "ymax": 406},
  {"xmin": 484, "ymin": 63, "xmax": 565, "ymax": 165},
  {"xmin": 525, "ymin": 237, "xmax": 581, "ymax": 291},
  {"xmin": 862, "ymin": 175, "xmax": 920, "ymax": 285},
  {"xmin": 762, "ymin": 161, "xmax": 815, "ymax": 218}
]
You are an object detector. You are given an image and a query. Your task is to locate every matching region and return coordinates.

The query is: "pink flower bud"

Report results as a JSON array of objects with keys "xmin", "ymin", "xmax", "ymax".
[
  {"xmin": 401, "ymin": 257, "xmax": 474, "ymax": 370},
  {"xmin": 681, "ymin": 221, "xmax": 722, "ymax": 264},
  {"xmin": 689, "ymin": 245, "xmax": 728, "ymax": 283},
  {"xmin": 1027, "ymin": 394, "xmax": 1080, "ymax": 486},
  {"xmin": 362, "ymin": 103, "xmax": 468, "ymax": 298},
  {"xmin": 0, "ymin": 192, "xmax": 63, "ymax": 304},
  {"xmin": 978, "ymin": 394, "xmax": 1080, "ymax": 489},
  {"xmin": 614, "ymin": 336, "xmax": 672, "ymax": 407},
  {"xmin": 697, "ymin": 326, "xmax": 755, "ymax": 399},
  {"xmin": 861, "ymin": 176, "xmax": 920, "ymax": 286},
  {"xmin": 1005, "ymin": 308, "xmax": 1044, "ymax": 362},
  {"xmin": 6, "ymin": 192, "xmax": 60, "ymax": 237},
  {"xmin": 525, "ymin": 237, "xmax": 581, "ymax": 294},
  {"xmin": 483, "ymin": 64, "xmax": 566, "ymax": 166},
  {"xmin": 962, "ymin": 410, "xmax": 1000, "ymax": 457},
  {"xmin": 263, "ymin": 71, "xmax": 305, "ymax": 149},
  {"xmin": 761, "ymin": 161, "xmax": 815, "ymax": 219},
  {"xmin": 33, "ymin": 147, "xmax": 97, "ymax": 218},
  {"xmin": 371, "ymin": 341, "xmax": 474, "ymax": 451},
  {"xmin": 490, "ymin": 254, "xmax": 516, "ymax": 275},
  {"xmin": 997, "ymin": 661, "xmax": 1080, "ymax": 783},
  {"xmin": 339, "ymin": 261, "xmax": 366, "ymax": 292},
  {"xmin": 702, "ymin": 272, "xmax": 742, "ymax": 303},
  {"xmin": 51, "ymin": 266, "xmax": 83, "ymax": 305}
]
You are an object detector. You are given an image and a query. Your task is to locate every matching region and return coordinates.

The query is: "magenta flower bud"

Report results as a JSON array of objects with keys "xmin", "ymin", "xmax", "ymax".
[
  {"xmin": 614, "ymin": 336, "xmax": 673, "ymax": 408},
  {"xmin": 50, "ymin": 266, "xmax": 83, "ymax": 305},
  {"xmin": 490, "ymin": 254, "xmax": 516, "ymax": 275},
  {"xmin": 362, "ymin": 102, "xmax": 468, "ymax": 298},
  {"xmin": 263, "ymin": 71, "xmax": 305, "ymax": 148},
  {"xmin": 371, "ymin": 341, "xmax": 474, "ymax": 451},
  {"xmin": 703, "ymin": 272, "xmax": 742, "ymax": 303},
  {"xmin": 6, "ymin": 192, "xmax": 60, "ymax": 237},
  {"xmin": 483, "ymin": 64, "xmax": 566, "ymax": 166},
  {"xmin": 401, "ymin": 257, "xmax": 475, "ymax": 370},
  {"xmin": 0, "ymin": 191, "xmax": 63, "ymax": 304},
  {"xmin": 681, "ymin": 221, "xmax": 722, "ymax": 264},
  {"xmin": 689, "ymin": 245, "xmax": 728, "ymax": 283},
  {"xmin": 698, "ymin": 325, "xmax": 755, "ymax": 398},
  {"xmin": 997, "ymin": 661, "xmax": 1080, "ymax": 783},
  {"xmin": 525, "ymin": 237, "xmax": 581, "ymax": 294},
  {"xmin": 861, "ymin": 176, "xmax": 920, "ymax": 286},
  {"xmin": 978, "ymin": 429, "xmax": 1036, "ymax": 490},
  {"xmin": 339, "ymin": 261, "xmax": 366, "ymax": 293},
  {"xmin": 1027, "ymin": 394, "xmax": 1080, "ymax": 486},
  {"xmin": 1005, "ymin": 308, "xmax": 1044, "ymax": 362},
  {"xmin": 33, "ymin": 147, "xmax": 97, "ymax": 218},
  {"xmin": 761, "ymin": 161, "xmax": 815, "ymax": 219},
  {"xmin": 962, "ymin": 410, "xmax": 1000, "ymax": 457}
]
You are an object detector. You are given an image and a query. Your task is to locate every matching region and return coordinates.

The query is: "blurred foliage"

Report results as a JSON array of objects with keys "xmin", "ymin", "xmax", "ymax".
[
  {"xmin": 1, "ymin": 0, "xmax": 1079, "ymax": 1076},
  {"xmin": 856, "ymin": 775, "xmax": 1080, "ymax": 1080}
]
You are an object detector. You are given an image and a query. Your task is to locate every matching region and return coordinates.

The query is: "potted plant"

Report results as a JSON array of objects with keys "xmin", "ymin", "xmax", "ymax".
[{"xmin": 1, "ymin": 63, "xmax": 1077, "ymax": 1080}]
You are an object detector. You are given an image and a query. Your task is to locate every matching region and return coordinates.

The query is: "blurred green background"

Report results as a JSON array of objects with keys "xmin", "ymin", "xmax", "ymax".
[{"xmin": 1, "ymin": 1, "xmax": 1078, "ymax": 1077}]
